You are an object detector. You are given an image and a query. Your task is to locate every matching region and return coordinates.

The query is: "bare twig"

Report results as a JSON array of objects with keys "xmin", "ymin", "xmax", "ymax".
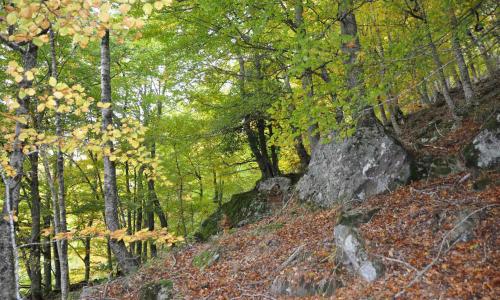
[
  {"xmin": 374, "ymin": 254, "xmax": 417, "ymax": 272},
  {"xmin": 279, "ymin": 244, "xmax": 305, "ymax": 271}
]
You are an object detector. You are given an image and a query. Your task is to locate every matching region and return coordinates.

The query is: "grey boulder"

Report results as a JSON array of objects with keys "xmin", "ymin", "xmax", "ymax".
[{"xmin": 297, "ymin": 120, "xmax": 412, "ymax": 207}]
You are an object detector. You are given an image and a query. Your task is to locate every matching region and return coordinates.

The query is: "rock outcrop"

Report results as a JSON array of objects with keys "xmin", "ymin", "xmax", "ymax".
[
  {"xmin": 195, "ymin": 176, "xmax": 298, "ymax": 241},
  {"xmin": 297, "ymin": 118, "xmax": 412, "ymax": 207},
  {"xmin": 138, "ymin": 280, "xmax": 173, "ymax": 300},
  {"xmin": 464, "ymin": 112, "xmax": 500, "ymax": 169},
  {"xmin": 333, "ymin": 224, "xmax": 384, "ymax": 282}
]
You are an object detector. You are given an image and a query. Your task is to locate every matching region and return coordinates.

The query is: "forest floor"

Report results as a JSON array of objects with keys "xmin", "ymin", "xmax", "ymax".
[{"xmin": 83, "ymin": 75, "xmax": 500, "ymax": 300}]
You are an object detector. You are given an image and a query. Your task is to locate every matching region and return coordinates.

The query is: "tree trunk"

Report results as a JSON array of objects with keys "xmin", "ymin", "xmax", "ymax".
[
  {"xmin": 50, "ymin": 28, "xmax": 70, "ymax": 300},
  {"xmin": 284, "ymin": 74, "xmax": 310, "ymax": 170},
  {"xmin": 53, "ymin": 243, "xmax": 61, "ymax": 292},
  {"xmin": 452, "ymin": 67, "xmax": 462, "ymax": 88},
  {"xmin": 83, "ymin": 220, "xmax": 92, "ymax": 283},
  {"xmin": 146, "ymin": 183, "xmax": 156, "ymax": 258},
  {"xmin": 389, "ymin": 94, "xmax": 403, "ymax": 136},
  {"xmin": 449, "ymin": 8, "xmax": 475, "ymax": 105},
  {"xmin": 377, "ymin": 98, "xmax": 389, "ymax": 125},
  {"xmin": 135, "ymin": 167, "xmax": 144, "ymax": 260},
  {"xmin": 100, "ymin": 29, "xmax": 138, "ymax": 274},
  {"xmin": 238, "ymin": 56, "xmax": 274, "ymax": 179},
  {"xmin": 84, "ymin": 236, "xmax": 91, "ymax": 283},
  {"xmin": 339, "ymin": 0, "xmax": 365, "ymax": 101},
  {"xmin": 467, "ymin": 51, "xmax": 479, "ymax": 83},
  {"xmin": 268, "ymin": 124, "xmax": 280, "ymax": 176},
  {"xmin": 418, "ymin": 81, "xmax": 431, "ymax": 105},
  {"xmin": 28, "ymin": 153, "xmax": 42, "ymax": 300},
  {"xmin": 0, "ymin": 42, "xmax": 37, "ymax": 300},
  {"xmin": 257, "ymin": 118, "xmax": 276, "ymax": 177},
  {"xmin": 149, "ymin": 102, "xmax": 168, "ymax": 229},
  {"xmin": 426, "ymin": 27, "xmax": 460, "ymax": 121},
  {"xmin": 174, "ymin": 149, "xmax": 188, "ymax": 238},
  {"xmin": 467, "ymin": 29, "xmax": 496, "ymax": 76},
  {"xmin": 125, "ymin": 162, "xmax": 133, "ymax": 253},
  {"xmin": 42, "ymin": 198, "xmax": 52, "ymax": 295}
]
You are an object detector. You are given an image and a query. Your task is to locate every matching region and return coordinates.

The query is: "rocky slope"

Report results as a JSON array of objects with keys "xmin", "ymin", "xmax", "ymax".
[{"xmin": 80, "ymin": 74, "xmax": 499, "ymax": 300}]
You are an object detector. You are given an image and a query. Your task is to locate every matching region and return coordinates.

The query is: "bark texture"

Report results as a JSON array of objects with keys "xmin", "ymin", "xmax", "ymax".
[{"xmin": 100, "ymin": 30, "xmax": 138, "ymax": 274}]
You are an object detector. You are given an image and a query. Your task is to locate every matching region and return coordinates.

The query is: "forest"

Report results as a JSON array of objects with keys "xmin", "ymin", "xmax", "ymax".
[{"xmin": 0, "ymin": 0, "xmax": 498, "ymax": 299}]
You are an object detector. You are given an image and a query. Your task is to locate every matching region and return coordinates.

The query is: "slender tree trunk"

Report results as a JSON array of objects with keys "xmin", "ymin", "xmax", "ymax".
[
  {"xmin": 50, "ymin": 28, "xmax": 70, "ymax": 300},
  {"xmin": 449, "ymin": 9, "xmax": 475, "ymax": 105},
  {"xmin": 388, "ymin": 94, "xmax": 403, "ymax": 136},
  {"xmin": 339, "ymin": 0, "xmax": 365, "ymax": 102},
  {"xmin": 84, "ymin": 238, "xmax": 91, "ymax": 283},
  {"xmin": 106, "ymin": 238, "xmax": 113, "ymax": 271},
  {"xmin": 284, "ymin": 74, "xmax": 310, "ymax": 170},
  {"xmin": 238, "ymin": 56, "xmax": 273, "ymax": 179},
  {"xmin": 84, "ymin": 220, "xmax": 92, "ymax": 283},
  {"xmin": 125, "ymin": 162, "xmax": 133, "ymax": 253},
  {"xmin": 28, "ymin": 154, "xmax": 42, "ymax": 300},
  {"xmin": 256, "ymin": 118, "xmax": 276, "ymax": 177},
  {"xmin": 100, "ymin": 30, "xmax": 138, "ymax": 274},
  {"xmin": 53, "ymin": 243, "xmax": 61, "ymax": 291},
  {"xmin": 377, "ymin": 98, "xmax": 389, "ymax": 125},
  {"xmin": 452, "ymin": 67, "xmax": 462, "ymax": 88},
  {"xmin": 268, "ymin": 124, "xmax": 280, "ymax": 175},
  {"xmin": 146, "ymin": 184, "xmax": 156, "ymax": 258},
  {"xmin": 467, "ymin": 50, "xmax": 479, "ymax": 83},
  {"xmin": 174, "ymin": 149, "xmax": 187, "ymax": 238},
  {"xmin": 426, "ymin": 27, "xmax": 460, "ymax": 121},
  {"xmin": 149, "ymin": 102, "xmax": 168, "ymax": 228},
  {"xmin": 0, "ymin": 43, "xmax": 37, "ymax": 300},
  {"xmin": 41, "ymin": 149, "xmax": 67, "ymax": 299},
  {"xmin": 135, "ymin": 167, "xmax": 144, "ymax": 260},
  {"xmin": 418, "ymin": 81, "xmax": 431, "ymax": 105},
  {"xmin": 467, "ymin": 29, "xmax": 496, "ymax": 76},
  {"xmin": 42, "ymin": 197, "xmax": 52, "ymax": 295}
]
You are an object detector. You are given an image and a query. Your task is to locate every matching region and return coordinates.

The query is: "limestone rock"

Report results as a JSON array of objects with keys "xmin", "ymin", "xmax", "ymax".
[
  {"xmin": 297, "ymin": 121, "xmax": 412, "ymax": 207},
  {"xmin": 334, "ymin": 224, "xmax": 384, "ymax": 282},
  {"xmin": 138, "ymin": 280, "xmax": 173, "ymax": 300},
  {"xmin": 464, "ymin": 113, "xmax": 500, "ymax": 169},
  {"xmin": 257, "ymin": 176, "xmax": 292, "ymax": 195},
  {"xmin": 257, "ymin": 176, "xmax": 292, "ymax": 208}
]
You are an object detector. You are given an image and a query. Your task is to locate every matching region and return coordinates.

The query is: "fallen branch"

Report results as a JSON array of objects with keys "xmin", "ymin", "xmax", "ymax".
[
  {"xmin": 374, "ymin": 254, "xmax": 417, "ymax": 272},
  {"xmin": 394, "ymin": 204, "xmax": 498, "ymax": 298},
  {"xmin": 279, "ymin": 244, "xmax": 305, "ymax": 271}
]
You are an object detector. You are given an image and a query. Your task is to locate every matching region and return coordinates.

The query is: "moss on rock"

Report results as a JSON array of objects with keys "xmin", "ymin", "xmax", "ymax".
[
  {"xmin": 138, "ymin": 280, "xmax": 173, "ymax": 300},
  {"xmin": 194, "ymin": 189, "xmax": 268, "ymax": 241}
]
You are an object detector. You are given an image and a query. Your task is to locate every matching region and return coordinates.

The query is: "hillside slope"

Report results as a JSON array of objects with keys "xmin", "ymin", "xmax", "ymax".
[{"xmin": 81, "ymin": 76, "xmax": 499, "ymax": 300}]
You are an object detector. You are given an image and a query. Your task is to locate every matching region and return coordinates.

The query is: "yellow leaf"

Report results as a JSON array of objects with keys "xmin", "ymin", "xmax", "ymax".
[
  {"xmin": 49, "ymin": 77, "xmax": 57, "ymax": 87},
  {"xmin": 3, "ymin": 215, "xmax": 18, "ymax": 222},
  {"xmin": 109, "ymin": 228, "xmax": 127, "ymax": 241},
  {"xmin": 6, "ymin": 13, "xmax": 17, "ymax": 25},
  {"xmin": 99, "ymin": 2, "xmax": 111, "ymax": 21},
  {"xmin": 46, "ymin": 98, "xmax": 56, "ymax": 109},
  {"xmin": 26, "ymin": 88, "xmax": 36, "ymax": 96},
  {"xmin": 25, "ymin": 71, "xmax": 34, "ymax": 81},
  {"xmin": 14, "ymin": 75, "xmax": 23, "ymax": 83},
  {"xmin": 53, "ymin": 91, "xmax": 64, "ymax": 99},
  {"xmin": 143, "ymin": 3, "xmax": 153, "ymax": 15},
  {"xmin": 119, "ymin": 3, "xmax": 131, "ymax": 14},
  {"xmin": 97, "ymin": 102, "xmax": 111, "ymax": 109},
  {"xmin": 154, "ymin": 1, "xmax": 163, "ymax": 10}
]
